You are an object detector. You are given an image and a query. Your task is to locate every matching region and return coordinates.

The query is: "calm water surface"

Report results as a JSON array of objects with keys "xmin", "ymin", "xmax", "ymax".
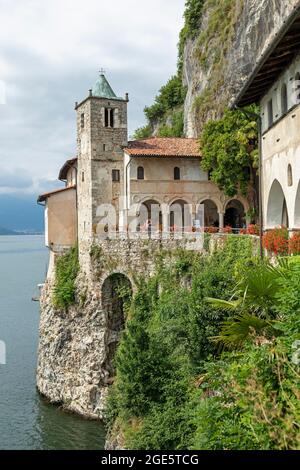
[{"xmin": 0, "ymin": 235, "xmax": 105, "ymax": 450}]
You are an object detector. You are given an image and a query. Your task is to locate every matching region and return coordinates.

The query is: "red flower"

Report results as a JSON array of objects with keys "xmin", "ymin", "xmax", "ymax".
[
  {"xmin": 205, "ymin": 226, "xmax": 219, "ymax": 234},
  {"xmin": 222, "ymin": 226, "xmax": 233, "ymax": 234},
  {"xmin": 246, "ymin": 224, "xmax": 260, "ymax": 236},
  {"xmin": 289, "ymin": 233, "xmax": 300, "ymax": 255},
  {"xmin": 263, "ymin": 227, "xmax": 289, "ymax": 255}
]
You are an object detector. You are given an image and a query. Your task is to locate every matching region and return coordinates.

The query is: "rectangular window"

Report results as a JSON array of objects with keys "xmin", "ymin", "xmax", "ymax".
[
  {"xmin": 105, "ymin": 108, "xmax": 109, "ymax": 127},
  {"xmin": 82, "ymin": 171, "xmax": 85, "ymax": 182},
  {"xmin": 110, "ymin": 109, "xmax": 114, "ymax": 128},
  {"xmin": 112, "ymin": 169, "xmax": 120, "ymax": 182},
  {"xmin": 103, "ymin": 144, "xmax": 106, "ymax": 152},
  {"xmin": 104, "ymin": 108, "xmax": 115, "ymax": 128},
  {"xmin": 81, "ymin": 113, "xmax": 85, "ymax": 129}
]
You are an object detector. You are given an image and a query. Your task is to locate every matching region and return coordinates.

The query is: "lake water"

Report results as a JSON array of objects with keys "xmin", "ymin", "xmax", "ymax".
[{"xmin": 0, "ymin": 235, "xmax": 106, "ymax": 450}]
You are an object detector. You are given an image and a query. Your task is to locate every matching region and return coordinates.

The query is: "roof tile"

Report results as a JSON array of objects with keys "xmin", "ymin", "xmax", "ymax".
[{"xmin": 125, "ymin": 137, "xmax": 201, "ymax": 158}]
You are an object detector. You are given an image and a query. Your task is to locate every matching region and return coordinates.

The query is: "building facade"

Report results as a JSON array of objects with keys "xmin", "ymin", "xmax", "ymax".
[
  {"xmin": 235, "ymin": 5, "xmax": 300, "ymax": 232},
  {"xmin": 38, "ymin": 73, "xmax": 250, "ymax": 261}
]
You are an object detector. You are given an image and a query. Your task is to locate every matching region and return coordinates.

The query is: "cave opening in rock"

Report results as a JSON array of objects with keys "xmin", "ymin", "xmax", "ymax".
[{"xmin": 101, "ymin": 273, "xmax": 132, "ymax": 380}]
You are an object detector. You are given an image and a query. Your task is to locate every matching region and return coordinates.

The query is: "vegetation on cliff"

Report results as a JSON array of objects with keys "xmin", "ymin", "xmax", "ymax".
[
  {"xmin": 133, "ymin": 76, "xmax": 186, "ymax": 139},
  {"xmin": 53, "ymin": 245, "xmax": 79, "ymax": 310},
  {"xmin": 193, "ymin": 0, "xmax": 244, "ymax": 125},
  {"xmin": 134, "ymin": 0, "xmax": 247, "ymax": 139},
  {"xmin": 107, "ymin": 240, "xmax": 300, "ymax": 450},
  {"xmin": 133, "ymin": 0, "xmax": 204, "ymax": 139}
]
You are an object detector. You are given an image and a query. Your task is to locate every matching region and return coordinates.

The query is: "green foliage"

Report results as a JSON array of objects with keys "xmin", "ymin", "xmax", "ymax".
[
  {"xmin": 191, "ymin": 258, "xmax": 300, "ymax": 449},
  {"xmin": 178, "ymin": 0, "xmax": 205, "ymax": 71},
  {"xmin": 200, "ymin": 106, "xmax": 259, "ymax": 197},
  {"xmin": 158, "ymin": 111, "xmax": 184, "ymax": 138},
  {"xmin": 107, "ymin": 243, "xmax": 300, "ymax": 450},
  {"xmin": 89, "ymin": 243, "xmax": 103, "ymax": 261},
  {"xmin": 53, "ymin": 246, "xmax": 79, "ymax": 310},
  {"xmin": 144, "ymin": 76, "xmax": 186, "ymax": 123},
  {"xmin": 106, "ymin": 237, "xmax": 258, "ymax": 449},
  {"xmin": 133, "ymin": 125, "xmax": 152, "ymax": 140}
]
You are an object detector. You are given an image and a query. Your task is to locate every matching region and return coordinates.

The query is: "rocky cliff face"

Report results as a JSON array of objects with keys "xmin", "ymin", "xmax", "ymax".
[{"xmin": 182, "ymin": 0, "xmax": 299, "ymax": 136}]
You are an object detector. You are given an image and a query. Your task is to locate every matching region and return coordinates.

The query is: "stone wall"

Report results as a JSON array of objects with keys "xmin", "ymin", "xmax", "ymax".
[{"xmin": 37, "ymin": 237, "xmax": 204, "ymax": 419}]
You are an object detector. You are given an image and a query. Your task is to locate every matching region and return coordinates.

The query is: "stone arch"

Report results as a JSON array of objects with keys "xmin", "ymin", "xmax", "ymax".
[
  {"xmin": 138, "ymin": 198, "xmax": 162, "ymax": 233},
  {"xmin": 294, "ymin": 180, "xmax": 300, "ymax": 229},
  {"xmin": 101, "ymin": 273, "xmax": 132, "ymax": 379},
  {"xmin": 266, "ymin": 179, "xmax": 289, "ymax": 228},
  {"xmin": 200, "ymin": 199, "xmax": 220, "ymax": 228},
  {"xmin": 225, "ymin": 199, "xmax": 246, "ymax": 229},
  {"xmin": 198, "ymin": 196, "xmax": 223, "ymax": 214},
  {"xmin": 169, "ymin": 195, "xmax": 193, "ymax": 206},
  {"xmin": 169, "ymin": 199, "xmax": 191, "ymax": 232}
]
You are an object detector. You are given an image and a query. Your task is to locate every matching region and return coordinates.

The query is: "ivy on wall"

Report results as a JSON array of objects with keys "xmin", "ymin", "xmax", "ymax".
[
  {"xmin": 200, "ymin": 105, "xmax": 259, "ymax": 197},
  {"xmin": 53, "ymin": 246, "xmax": 79, "ymax": 310}
]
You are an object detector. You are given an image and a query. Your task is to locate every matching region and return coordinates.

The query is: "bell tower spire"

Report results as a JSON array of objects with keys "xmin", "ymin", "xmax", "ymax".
[{"xmin": 75, "ymin": 72, "xmax": 129, "ymax": 246}]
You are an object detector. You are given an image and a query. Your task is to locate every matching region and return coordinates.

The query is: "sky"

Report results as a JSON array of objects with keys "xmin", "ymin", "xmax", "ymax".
[{"xmin": 0, "ymin": 0, "xmax": 185, "ymax": 196}]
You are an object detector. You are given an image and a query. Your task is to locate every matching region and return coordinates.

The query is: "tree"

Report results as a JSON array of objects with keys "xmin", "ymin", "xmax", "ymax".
[{"xmin": 200, "ymin": 106, "xmax": 259, "ymax": 199}]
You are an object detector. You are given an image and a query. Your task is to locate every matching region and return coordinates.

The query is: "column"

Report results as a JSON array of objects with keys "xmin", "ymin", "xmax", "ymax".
[{"xmin": 219, "ymin": 212, "xmax": 224, "ymax": 231}]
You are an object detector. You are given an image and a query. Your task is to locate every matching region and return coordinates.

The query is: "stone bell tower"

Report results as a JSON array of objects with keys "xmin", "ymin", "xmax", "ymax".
[{"xmin": 75, "ymin": 72, "xmax": 128, "ymax": 249}]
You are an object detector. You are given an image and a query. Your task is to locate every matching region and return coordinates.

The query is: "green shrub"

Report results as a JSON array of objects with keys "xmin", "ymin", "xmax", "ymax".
[
  {"xmin": 144, "ymin": 76, "xmax": 186, "ymax": 123},
  {"xmin": 200, "ymin": 106, "xmax": 259, "ymax": 197},
  {"xmin": 53, "ymin": 245, "xmax": 79, "ymax": 310},
  {"xmin": 107, "ymin": 237, "xmax": 258, "ymax": 449}
]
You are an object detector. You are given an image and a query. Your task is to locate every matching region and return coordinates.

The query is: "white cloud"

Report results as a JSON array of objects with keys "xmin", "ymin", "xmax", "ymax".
[{"xmin": 0, "ymin": 0, "xmax": 185, "ymax": 194}]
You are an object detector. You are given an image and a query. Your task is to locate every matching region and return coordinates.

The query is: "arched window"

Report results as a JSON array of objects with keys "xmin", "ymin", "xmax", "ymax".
[
  {"xmin": 267, "ymin": 99, "xmax": 273, "ymax": 128},
  {"xmin": 137, "ymin": 166, "xmax": 144, "ymax": 180},
  {"xmin": 288, "ymin": 164, "xmax": 293, "ymax": 187},
  {"xmin": 174, "ymin": 167, "xmax": 180, "ymax": 180},
  {"xmin": 281, "ymin": 83, "xmax": 288, "ymax": 114}
]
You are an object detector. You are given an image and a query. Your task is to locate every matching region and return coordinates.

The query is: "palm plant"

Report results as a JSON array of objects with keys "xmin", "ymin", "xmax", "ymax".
[{"xmin": 206, "ymin": 259, "xmax": 289, "ymax": 348}]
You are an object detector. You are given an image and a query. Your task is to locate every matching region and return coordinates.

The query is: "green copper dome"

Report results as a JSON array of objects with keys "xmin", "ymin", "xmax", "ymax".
[{"xmin": 92, "ymin": 73, "xmax": 123, "ymax": 100}]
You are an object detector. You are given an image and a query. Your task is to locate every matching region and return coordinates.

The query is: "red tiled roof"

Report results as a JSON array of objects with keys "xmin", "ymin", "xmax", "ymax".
[
  {"xmin": 59, "ymin": 157, "xmax": 77, "ymax": 181},
  {"xmin": 37, "ymin": 185, "xmax": 76, "ymax": 203},
  {"xmin": 124, "ymin": 137, "xmax": 201, "ymax": 158}
]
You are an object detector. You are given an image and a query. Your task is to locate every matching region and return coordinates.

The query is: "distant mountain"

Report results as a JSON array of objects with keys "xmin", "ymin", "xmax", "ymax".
[
  {"xmin": 0, "ymin": 226, "xmax": 18, "ymax": 235},
  {"xmin": 0, "ymin": 194, "xmax": 44, "ymax": 232}
]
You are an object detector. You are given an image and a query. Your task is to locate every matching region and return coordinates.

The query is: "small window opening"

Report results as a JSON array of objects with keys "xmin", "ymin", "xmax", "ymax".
[
  {"xmin": 267, "ymin": 99, "xmax": 273, "ymax": 128},
  {"xmin": 281, "ymin": 83, "xmax": 288, "ymax": 114},
  {"xmin": 112, "ymin": 169, "xmax": 120, "ymax": 182},
  {"xmin": 174, "ymin": 167, "xmax": 180, "ymax": 180},
  {"xmin": 137, "ymin": 166, "xmax": 144, "ymax": 180}
]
